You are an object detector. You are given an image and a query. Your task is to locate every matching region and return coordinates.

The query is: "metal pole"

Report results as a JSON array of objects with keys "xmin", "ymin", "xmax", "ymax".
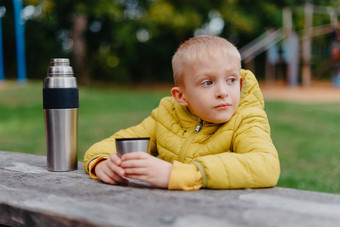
[
  {"xmin": 0, "ymin": 3, "xmax": 4, "ymax": 84},
  {"xmin": 13, "ymin": 0, "xmax": 26, "ymax": 84},
  {"xmin": 302, "ymin": 3, "xmax": 313, "ymax": 87}
]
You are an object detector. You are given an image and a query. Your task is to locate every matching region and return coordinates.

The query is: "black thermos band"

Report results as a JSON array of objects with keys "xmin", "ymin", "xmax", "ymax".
[{"xmin": 43, "ymin": 88, "xmax": 79, "ymax": 109}]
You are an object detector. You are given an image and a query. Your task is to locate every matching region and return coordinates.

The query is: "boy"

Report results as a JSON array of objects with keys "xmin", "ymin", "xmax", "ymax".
[{"xmin": 83, "ymin": 35, "xmax": 280, "ymax": 190}]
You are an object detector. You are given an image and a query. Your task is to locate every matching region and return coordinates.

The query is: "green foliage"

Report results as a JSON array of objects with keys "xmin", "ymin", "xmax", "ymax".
[{"xmin": 1, "ymin": 1, "xmax": 339, "ymax": 83}]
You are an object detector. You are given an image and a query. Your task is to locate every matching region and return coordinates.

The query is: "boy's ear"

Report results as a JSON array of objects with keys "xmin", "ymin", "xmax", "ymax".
[
  {"xmin": 240, "ymin": 77, "xmax": 243, "ymax": 91},
  {"xmin": 171, "ymin": 87, "xmax": 188, "ymax": 106}
]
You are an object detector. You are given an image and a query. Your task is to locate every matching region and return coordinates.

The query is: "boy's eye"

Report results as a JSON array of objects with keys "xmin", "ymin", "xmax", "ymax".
[
  {"xmin": 202, "ymin": 80, "xmax": 213, "ymax": 86},
  {"xmin": 227, "ymin": 78, "xmax": 236, "ymax": 83}
]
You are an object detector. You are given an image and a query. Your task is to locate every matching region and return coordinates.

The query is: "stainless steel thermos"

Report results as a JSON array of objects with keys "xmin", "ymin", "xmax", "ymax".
[{"xmin": 43, "ymin": 58, "xmax": 78, "ymax": 171}]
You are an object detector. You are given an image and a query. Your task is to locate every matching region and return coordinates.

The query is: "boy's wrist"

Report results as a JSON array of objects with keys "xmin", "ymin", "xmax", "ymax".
[{"xmin": 88, "ymin": 157, "xmax": 108, "ymax": 179}]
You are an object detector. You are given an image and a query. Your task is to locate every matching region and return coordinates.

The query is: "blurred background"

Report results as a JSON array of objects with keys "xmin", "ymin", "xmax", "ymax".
[
  {"xmin": 1, "ymin": 0, "xmax": 340, "ymax": 86},
  {"xmin": 1, "ymin": 0, "xmax": 340, "ymax": 194}
]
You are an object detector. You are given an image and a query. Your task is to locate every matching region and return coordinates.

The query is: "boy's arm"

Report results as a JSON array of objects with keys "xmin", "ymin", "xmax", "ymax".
[
  {"xmin": 83, "ymin": 115, "xmax": 157, "ymax": 175},
  {"xmin": 194, "ymin": 108, "xmax": 280, "ymax": 189}
]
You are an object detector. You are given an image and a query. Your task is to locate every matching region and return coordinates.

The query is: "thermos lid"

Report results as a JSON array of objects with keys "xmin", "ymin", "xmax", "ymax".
[
  {"xmin": 44, "ymin": 58, "xmax": 77, "ymax": 88},
  {"xmin": 48, "ymin": 58, "xmax": 73, "ymax": 76},
  {"xmin": 51, "ymin": 58, "xmax": 70, "ymax": 65}
]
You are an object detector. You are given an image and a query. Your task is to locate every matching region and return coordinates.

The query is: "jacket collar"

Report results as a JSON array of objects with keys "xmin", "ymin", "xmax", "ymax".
[{"xmin": 172, "ymin": 98, "xmax": 221, "ymax": 133}]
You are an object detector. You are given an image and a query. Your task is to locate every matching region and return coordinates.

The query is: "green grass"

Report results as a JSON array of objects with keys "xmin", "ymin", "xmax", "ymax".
[
  {"xmin": 1, "ymin": 80, "xmax": 340, "ymax": 194},
  {"xmin": 0, "ymin": 81, "xmax": 169, "ymax": 159},
  {"xmin": 266, "ymin": 101, "xmax": 340, "ymax": 193}
]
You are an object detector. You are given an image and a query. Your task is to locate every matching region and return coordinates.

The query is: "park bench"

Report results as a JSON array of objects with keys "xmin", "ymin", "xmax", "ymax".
[{"xmin": 1, "ymin": 150, "xmax": 340, "ymax": 227}]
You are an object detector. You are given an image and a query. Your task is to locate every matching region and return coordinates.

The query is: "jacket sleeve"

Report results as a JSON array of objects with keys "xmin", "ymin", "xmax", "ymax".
[
  {"xmin": 168, "ymin": 161, "xmax": 203, "ymax": 190},
  {"xmin": 83, "ymin": 114, "xmax": 157, "ymax": 174},
  {"xmin": 194, "ymin": 108, "xmax": 280, "ymax": 189}
]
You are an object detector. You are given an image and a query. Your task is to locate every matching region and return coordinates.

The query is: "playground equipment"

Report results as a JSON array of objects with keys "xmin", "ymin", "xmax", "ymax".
[
  {"xmin": 240, "ymin": 4, "xmax": 340, "ymax": 87},
  {"xmin": 0, "ymin": 0, "xmax": 26, "ymax": 84}
]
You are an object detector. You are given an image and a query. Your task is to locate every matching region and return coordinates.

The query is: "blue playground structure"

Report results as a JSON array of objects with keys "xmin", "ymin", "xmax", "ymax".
[{"xmin": 0, "ymin": 0, "xmax": 26, "ymax": 84}]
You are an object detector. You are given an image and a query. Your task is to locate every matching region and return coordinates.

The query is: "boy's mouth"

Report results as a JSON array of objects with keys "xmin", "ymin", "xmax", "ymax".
[{"xmin": 214, "ymin": 103, "xmax": 232, "ymax": 110}]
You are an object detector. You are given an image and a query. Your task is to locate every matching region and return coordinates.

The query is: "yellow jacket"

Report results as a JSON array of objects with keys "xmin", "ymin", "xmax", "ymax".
[{"xmin": 83, "ymin": 69, "xmax": 280, "ymax": 190}]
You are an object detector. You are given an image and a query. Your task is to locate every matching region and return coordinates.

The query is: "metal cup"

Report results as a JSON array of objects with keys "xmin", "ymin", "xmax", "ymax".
[{"xmin": 115, "ymin": 138, "xmax": 150, "ymax": 157}]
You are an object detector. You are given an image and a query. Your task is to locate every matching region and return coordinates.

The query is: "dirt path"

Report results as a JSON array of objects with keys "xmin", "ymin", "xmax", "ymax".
[{"xmin": 260, "ymin": 82, "xmax": 340, "ymax": 103}]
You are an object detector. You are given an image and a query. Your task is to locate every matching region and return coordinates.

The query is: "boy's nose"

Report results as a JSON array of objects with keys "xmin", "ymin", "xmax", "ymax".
[{"xmin": 215, "ymin": 84, "xmax": 228, "ymax": 99}]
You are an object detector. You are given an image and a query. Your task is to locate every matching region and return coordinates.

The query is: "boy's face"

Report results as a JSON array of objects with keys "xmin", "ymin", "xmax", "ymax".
[{"xmin": 172, "ymin": 51, "xmax": 242, "ymax": 124}]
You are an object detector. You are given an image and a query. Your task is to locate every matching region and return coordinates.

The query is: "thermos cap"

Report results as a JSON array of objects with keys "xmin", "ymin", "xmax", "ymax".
[
  {"xmin": 44, "ymin": 58, "xmax": 77, "ymax": 88},
  {"xmin": 50, "ymin": 58, "xmax": 70, "ymax": 65},
  {"xmin": 48, "ymin": 58, "xmax": 73, "ymax": 77}
]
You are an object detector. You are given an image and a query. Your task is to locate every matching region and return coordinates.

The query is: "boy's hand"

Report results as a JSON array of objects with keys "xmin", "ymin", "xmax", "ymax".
[
  {"xmin": 121, "ymin": 152, "xmax": 173, "ymax": 188},
  {"xmin": 95, "ymin": 154, "xmax": 128, "ymax": 185}
]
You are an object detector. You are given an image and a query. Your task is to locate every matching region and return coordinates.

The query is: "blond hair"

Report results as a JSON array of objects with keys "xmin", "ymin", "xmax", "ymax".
[{"xmin": 171, "ymin": 35, "xmax": 241, "ymax": 86}]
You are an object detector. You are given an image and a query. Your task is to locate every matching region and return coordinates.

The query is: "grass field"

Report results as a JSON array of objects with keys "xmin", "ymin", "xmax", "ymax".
[{"xmin": 1, "ymin": 80, "xmax": 340, "ymax": 194}]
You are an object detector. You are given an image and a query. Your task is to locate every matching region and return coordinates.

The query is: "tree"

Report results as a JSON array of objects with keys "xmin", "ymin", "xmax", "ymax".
[{"xmin": 3, "ymin": 0, "xmax": 338, "ymax": 84}]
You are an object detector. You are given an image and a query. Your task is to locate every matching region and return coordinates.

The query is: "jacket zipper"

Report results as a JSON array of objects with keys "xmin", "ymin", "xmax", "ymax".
[
  {"xmin": 194, "ymin": 120, "xmax": 203, "ymax": 133},
  {"xmin": 178, "ymin": 120, "xmax": 203, "ymax": 162}
]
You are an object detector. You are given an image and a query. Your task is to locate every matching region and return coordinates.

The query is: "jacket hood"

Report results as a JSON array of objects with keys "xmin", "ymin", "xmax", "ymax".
[{"xmin": 238, "ymin": 69, "xmax": 264, "ymax": 112}]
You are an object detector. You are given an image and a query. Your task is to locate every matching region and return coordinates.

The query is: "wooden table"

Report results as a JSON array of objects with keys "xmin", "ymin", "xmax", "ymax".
[{"xmin": 1, "ymin": 150, "xmax": 340, "ymax": 227}]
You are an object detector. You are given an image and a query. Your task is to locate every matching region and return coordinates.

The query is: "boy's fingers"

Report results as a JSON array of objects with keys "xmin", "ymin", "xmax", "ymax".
[
  {"xmin": 100, "ymin": 168, "xmax": 128, "ymax": 185},
  {"xmin": 124, "ymin": 167, "xmax": 147, "ymax": 175},
  {"xmin": 99, "ymin": 173, "xmax": 116, "ymax": 185},
  {"xmin": 121, "ymin": 159, "xmax": 147, "ymax": 168},
  {"xmin": 122, "ymin": 151, "xmax": 148, "ymax": 160},
  {"xmin": 110, "ymin": 154, "xmax": 121, "ymax": 165},
  {"xmin": 125, "ymin": 174, "xmax": 148, "ymax": 183},
  {"xmin": 107, "ymin": 164, "xmax": 125, "ymax": 177},
  {"xmin": 112, "ymin": 174, "xmax": 129, "ymax": 184}
]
